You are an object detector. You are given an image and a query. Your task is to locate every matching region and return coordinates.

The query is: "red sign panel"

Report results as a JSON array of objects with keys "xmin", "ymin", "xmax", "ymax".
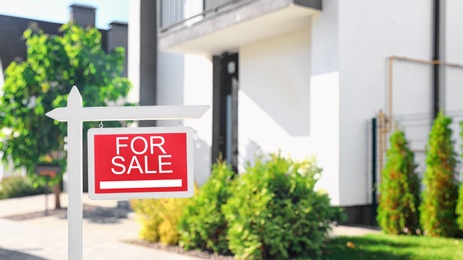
[{"xmin": 87, "ymin": 127, "xmax": 194, "ymax": 200}]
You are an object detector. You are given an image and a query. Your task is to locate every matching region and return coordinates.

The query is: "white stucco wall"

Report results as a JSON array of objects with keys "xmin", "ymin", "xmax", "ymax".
[
  {"xmin": 127, "ymin": 0, "xmax": 141, "ymax": 104},
  {"xmin": 443, "ymin": 0, "xmax": 463, "ymax": 166},
  {"xmin": 237, "ymin": 0, "xmax": 345, "ymax": 205},
  {"xmin": 239, "ymin": 26, "xmax": 312, "ymax": 161},
  {"xmin": 157, "ymin": 52, "xmax": 185, "ymax": 108},
  {"xmin": 309, "ymin": 72, "xmax": 340, "ymax": 204},
  {"xmin": 157, "ymin": 52, "xmax": 213, "ymax": 185},
  {"xmin": 239, "ymin": 24, "xmax": 343, "ymax": 204},
  {"xmin": 182, "ymin": 55, "xmax": 213, "ymax": 185},
  {"xmin": 309, "ymin": 0, "xmax": 340, "ymax": 204},
  {"xmin": 444, "ymin": 0, "xmax": 463, "ymax": 113}
]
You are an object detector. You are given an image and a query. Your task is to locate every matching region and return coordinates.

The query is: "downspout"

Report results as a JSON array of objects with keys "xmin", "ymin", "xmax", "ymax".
[{"xmin": 433, "ymin": 0, "xmax": 441, "ymax": 118}]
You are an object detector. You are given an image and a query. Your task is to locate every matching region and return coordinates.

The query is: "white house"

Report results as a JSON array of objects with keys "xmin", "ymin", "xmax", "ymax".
[{"xmin": 128, "ymin": 0, "xmax": 463, "ymax": 224}]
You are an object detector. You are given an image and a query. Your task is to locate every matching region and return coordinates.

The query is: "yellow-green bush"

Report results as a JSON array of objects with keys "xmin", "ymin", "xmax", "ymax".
[{"xmin": 131, "ymin": 197, "xmax": 191, "ymax": 245}]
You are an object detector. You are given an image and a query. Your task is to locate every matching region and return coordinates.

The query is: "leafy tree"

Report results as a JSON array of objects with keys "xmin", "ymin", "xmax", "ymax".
[
  {"xmin": 377, "ymin": 128, "xmax": 420, "ymax": 235},
  {"xmin": 420, "ymin": 112, "xmax": 459, "ymax": 237},
  {"xmin": 0, "ymin": 23, "xmax": 132, "ymax": 208}
]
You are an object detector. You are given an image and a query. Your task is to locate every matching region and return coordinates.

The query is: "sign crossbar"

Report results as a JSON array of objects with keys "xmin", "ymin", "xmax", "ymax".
[{"xmin": 47, "ymin": 105, "xmax": 209, "ymax": 122}]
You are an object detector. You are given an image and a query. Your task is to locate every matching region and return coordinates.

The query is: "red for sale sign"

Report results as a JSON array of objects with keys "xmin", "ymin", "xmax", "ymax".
[{"xmin": 87, "ymin": 127, "xmax": 194, "ymax": 200}]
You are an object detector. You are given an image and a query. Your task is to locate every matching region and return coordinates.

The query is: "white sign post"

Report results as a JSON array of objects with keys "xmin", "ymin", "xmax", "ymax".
[{"xmin": 46, "ymin": 86, "xmax": 209, "ymax": 260}]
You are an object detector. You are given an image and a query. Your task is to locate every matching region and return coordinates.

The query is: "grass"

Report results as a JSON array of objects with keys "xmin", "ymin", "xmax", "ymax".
[{"xmin": 323, "ymin": 234, "xmax": 463, "ymax": 260}]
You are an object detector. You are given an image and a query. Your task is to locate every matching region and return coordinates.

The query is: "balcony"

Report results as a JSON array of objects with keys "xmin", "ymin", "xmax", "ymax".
[{"xmin": 158, "ymin": 0, "xmax": 322, "ymax": 55}]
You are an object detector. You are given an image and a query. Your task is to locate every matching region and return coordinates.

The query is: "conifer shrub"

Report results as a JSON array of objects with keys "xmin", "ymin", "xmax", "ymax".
[
  {"xmin": 456, "ymin": 184, "xmax": 463, "ymax": 232},
  {"xmin": 222, "ymin": 153, "xmax": 344, "ymax": 260},
  {"xmin": 456, "ymin": 122, "xmax": 463, "ymax": 233},
  {"xmin": 131, "ymin": 197, "xmax": 191, "ymax": 245},
  {"xmin": 178, "ymin": 160, "xmax": 235, "ymax": 255},
  {"xmin": 377, "ymin": 128, "xmax": 420, "ymax": 235},
  {"xmin": 420, "ymin": 112, "xmax": 459, "ymax": 237}
]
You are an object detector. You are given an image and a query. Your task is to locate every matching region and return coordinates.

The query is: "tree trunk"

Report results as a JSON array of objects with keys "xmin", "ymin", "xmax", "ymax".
[{"xmin": 53, "ymin": 183, "xmax": 61, "ymax": 209}]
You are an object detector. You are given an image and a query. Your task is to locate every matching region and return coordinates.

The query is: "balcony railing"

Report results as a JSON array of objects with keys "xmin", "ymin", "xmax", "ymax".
[{"xmin": 160, "ymin": 0, "xmax": 255, "ymax": 32}]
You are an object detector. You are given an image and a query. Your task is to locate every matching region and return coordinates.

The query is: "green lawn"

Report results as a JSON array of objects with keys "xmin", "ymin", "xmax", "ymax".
[{"xmin": 323, "ymin": 234, "xmax": 463, "ymax": 260}]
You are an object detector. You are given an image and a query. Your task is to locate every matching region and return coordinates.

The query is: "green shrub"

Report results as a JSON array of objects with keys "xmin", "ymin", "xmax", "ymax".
[
  {"xmin": 377, "ymin": 128, "xmax": 420, "ymax": 235},
  {"xmin": 131, "ymin": 197, "xmax": 190, "ymax": 245},
  {"xmin": 456, "ymin": 184, "xmax": 463, "ymax": 232},
  {"xmin": 420, "ymin": 112, "xmax": 459, "ymax": 237},
  {"xmin": 0, "ymin": 175, "xmax": 47, "ymax": 199},
  {"xmin": 178, "ymin": 160, "xmax": 235, "ymax": 254},
  {"xmin": 222, "ymin": 153, "xmax": 343, "ymax": 260},
  {"xmin": 456, "ymin": 122, "xmax": 463, "ymax": 233}
]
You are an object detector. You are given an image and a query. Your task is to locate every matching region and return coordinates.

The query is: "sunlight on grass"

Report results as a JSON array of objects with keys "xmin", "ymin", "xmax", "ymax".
[{"xmin": 323, "ymin": 234, "xmax": 463, "ymax": 260}]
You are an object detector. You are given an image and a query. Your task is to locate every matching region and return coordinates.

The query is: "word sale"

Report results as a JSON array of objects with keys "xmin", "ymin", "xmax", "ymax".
[{"xmin": 111, "ymin": 136, "xmax": 173, "ymax": 174}]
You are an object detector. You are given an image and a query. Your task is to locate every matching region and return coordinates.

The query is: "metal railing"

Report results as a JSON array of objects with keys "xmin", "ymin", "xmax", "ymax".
[{"xmin": 159, "ymin": 0, "xmax": 255, "ymax": 32}]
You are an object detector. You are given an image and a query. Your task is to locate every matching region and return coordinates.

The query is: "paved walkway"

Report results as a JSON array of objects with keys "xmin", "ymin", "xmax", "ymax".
[
  {"xmin": 0, "ymin": 193, "xmax": 200, "ymax": 260},
  {"xmin": 0, "ymin": 194, "xmax": 381, "ymax": 259}
]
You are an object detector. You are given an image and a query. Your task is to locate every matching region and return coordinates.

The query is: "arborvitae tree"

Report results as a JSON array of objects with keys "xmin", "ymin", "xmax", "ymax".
[
  {"xmin": 377, "ymin": 128, "xmax": 420, "ymax": 235},
  {"xmin": 420, "ymin": 112, "xmax": 459, "ymax": 237},
  {"xmin": 456, "ymin": 122, "xmax": 463, "ymax": 232},
  {"xmin": 456, "ymin": 184, "xmax": 463, "ymax": 232}
]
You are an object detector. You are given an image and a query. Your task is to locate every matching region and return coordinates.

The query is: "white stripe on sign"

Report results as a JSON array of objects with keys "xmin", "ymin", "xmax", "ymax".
[{"xmin": 99, "ymin": 179, "xmax": 182, "ymax": 189}]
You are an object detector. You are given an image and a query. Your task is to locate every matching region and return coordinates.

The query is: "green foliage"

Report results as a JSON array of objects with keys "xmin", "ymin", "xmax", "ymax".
[
  {"xmin": 222, "ymin": 153, "xmax": 343, "ymax": 260},
  {"xmin": 420, "ymin": 112, "xmax": 459, "ymax": 237},
  {"xmin": 0, "ymin": 176, "xmax": 47, "ymax": 199},
  {"xmin": 0, "ymin": 22, "xmax": 132, "ymax": 186},
  {"xmin": 377, "ymin": 128, "xmax": 420, "ymax": 235},
  {"xmin": 131, "ymin": 197, "xmax": 191, "ymax": 245},
  {"xmin": 178, "ymin": 160, "xmax": 235, "ymax": 255},
  {"xmin": 456, "ymin": 121, "xmax": 463, "ymax": 232},
  {"xmin": 457, "ymin": 184, "xmax": 463, "ymax": 232}
]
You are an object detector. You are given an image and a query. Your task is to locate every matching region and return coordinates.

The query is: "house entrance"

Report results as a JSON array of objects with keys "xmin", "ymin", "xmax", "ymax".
[{"xmin": 212, "ymin": 52, "xmax": 239, "ymax": 172}]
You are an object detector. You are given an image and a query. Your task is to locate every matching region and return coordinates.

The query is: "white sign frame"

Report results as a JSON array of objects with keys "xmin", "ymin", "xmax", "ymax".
[
  {"xmin": 46, "ymin": 86, "xmax": 209, "ymax": 260},
  {"xmin": 87, "ymin": 126, "xmax": 194, "ymax": 200}
]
